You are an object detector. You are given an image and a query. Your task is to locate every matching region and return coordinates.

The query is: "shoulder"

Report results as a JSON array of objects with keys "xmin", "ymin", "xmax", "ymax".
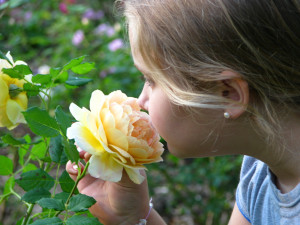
[
  {"xmin": 236, "ymin": 156, "xmax": 300, "ymax": 224},
  {"xmin": 236, "ymin": 156, "xmax": 269, "ymax": 223}
]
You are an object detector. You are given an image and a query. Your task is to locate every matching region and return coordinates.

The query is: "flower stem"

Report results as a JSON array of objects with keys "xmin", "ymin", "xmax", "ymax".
[
  {"xmin": 21, "ymin": 204, "xmax": 34, "ymax": 225},
  {"xmin": 52, "ymin": 164, "xmax": 61, "ymax": 197},
  {"xmin": 54, "ymin": 161, "xmax": 90, "ymax": 217}
]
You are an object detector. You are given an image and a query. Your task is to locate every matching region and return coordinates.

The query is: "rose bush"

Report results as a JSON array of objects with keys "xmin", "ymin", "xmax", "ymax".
[
  {"xmin": 67, "ymin": 90, "xmax": 164, "ymax": 184},
  {"xmin": 0, "ymin": 52, "xmax": 30, "ymax": 130}
]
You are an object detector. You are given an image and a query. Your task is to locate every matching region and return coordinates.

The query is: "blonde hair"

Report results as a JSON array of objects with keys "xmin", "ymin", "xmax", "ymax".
[{"xmin": 117, "ymin": 0, "xmax": 300, "ymax": 150}]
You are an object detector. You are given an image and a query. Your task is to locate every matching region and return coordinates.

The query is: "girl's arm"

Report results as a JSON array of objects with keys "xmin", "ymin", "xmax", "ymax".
[{"xmin": 228, "ymin": 203, "xmax": 251, "ymax": 225}]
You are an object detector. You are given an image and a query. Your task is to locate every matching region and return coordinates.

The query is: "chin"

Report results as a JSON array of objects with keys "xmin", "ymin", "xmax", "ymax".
[
  {"xmin": 168, "ymin": 144, "xmax": 221, "ymax": 158},
  {"xmin": 167, "ymin": 145, "xmax": 193, "ymax": 158}
]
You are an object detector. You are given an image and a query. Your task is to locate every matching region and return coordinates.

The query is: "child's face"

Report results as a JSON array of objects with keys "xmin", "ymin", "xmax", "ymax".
[
  {"xmin": 130, "ymin": 26, "xmax": 234, "ymax": 158},
  {"xmin": 134, "ymin": 60, "xmax": 227, "ymax": 158}
]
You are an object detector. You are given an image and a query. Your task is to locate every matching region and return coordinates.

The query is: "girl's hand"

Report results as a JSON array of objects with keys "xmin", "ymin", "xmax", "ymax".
[{"xmin": 66, "ymin": 151, "xmax": 151, "ymax": 225}]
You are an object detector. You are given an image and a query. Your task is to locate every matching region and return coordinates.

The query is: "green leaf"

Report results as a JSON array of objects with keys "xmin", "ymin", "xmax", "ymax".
[
  {"xmin": 23, "ymin": 107, "xmax": 60, "ymax": 137},
  {"xmin": 0, "ymin": 156, "xmax": 13, "ymax": 175},
  {"xmin": 23, "ymin": 163, "xmax": 38, "ymax": 172},
  {"xmin": 18, "ymin": 148, "xmax": 27, "ymax": 166},
  {"xmin": 54, "ymin": 192, "xmax": 69, "ymax": 204},
  {"xmin": 37, "ymin": 198, "xmax": 65, "ymax": 211},
  {"xmin": 66, "ymin": 216, "xmax": 102, "ymax": 225},
  {"xmin": 49, "ymin": 135, "xmax": 68, "ymax": 164},
  {"xmin": 23, "ymin": 134, "xmax": 31, "ymax": 143},
  {"xmin": 23, "ymin": 83, "xmax": 40, "ymax": 97},
  {"xmin": 16, "ymin": 218, "xmax": 24, "ymax": 225},
  {"xmin": 55, "ymin": 70, "xmax": 68, "ymax": 83},
  {"xmin": 32, "ymin": 74, "xmax": 52, "ymax": 85},
  {"xmin": 59, "ymin": 170, "xmax": 78, "ymax": 193},
  {"xmin": 30, "ymin": 140, "xmax": 47, "ymax": 160},
  {"xmin": 49, "ymin": 68, "xmax": 61, "ymax": 79},
  {"xmin": 65, "ymin": 77, "xmax": 92, "ymax": 86},
  {"xmin": 12, "ymin": 64, "xmax": 32, "ymax": 76},
  {"xmin": 71, "ymin": 62, "xmax": 95, "ymax": 74},
  {"xmin": 3, "ymin": 177, "xmax": 15, "ymax": 195},
  {"xmin": 0, "ymin": 50, "xmax": 13, "ymax": 65},
  {"xmin": 67, "ymin": 194, "xmax": 96, "ymax": 212},
  {"xmin": 31, "ymin": 217, "xmax": 63, "ymax": 225},
  {"xmin": 1, "ymin": 133, "xmax": 26, "ymax": 146},
  {"xmin": 1, "ymin": 65, "xmax": 32, "ymax": 79},
  {"xmin": 55, "ymin": 106, "xmax": 73, "ymax": 136},
  {"xmin": 2, "ymin": 68, "xmax": 23, "ymax": 79},
  {"xmin": 63, "ymin": 139, "xmax": 79, "ymax": 162},
  {"xmin": 21, "ymin": 188, "xmax": 51, "ymax": 203},
  {"xmin": 63, "ymin": 55, "xmax": 86, "ymax": 71},
  {"xmin": 40, "ymin": 156, "xmax": 52, "ymax": 163},
  {"xmin": 16, "ymin": 169, "xmax": 55, "ymax": 191}
]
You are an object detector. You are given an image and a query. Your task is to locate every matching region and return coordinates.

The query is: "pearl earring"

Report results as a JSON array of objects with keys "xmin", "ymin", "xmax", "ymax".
[{"xmin": 224, "ymin": 112, "xmax": 230, "ymax": 119}]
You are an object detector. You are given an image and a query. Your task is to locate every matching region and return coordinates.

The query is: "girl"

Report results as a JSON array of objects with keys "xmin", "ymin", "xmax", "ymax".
[{"xmin": 66, "ymin": 0, "xmax": 300, "ymax": 224}]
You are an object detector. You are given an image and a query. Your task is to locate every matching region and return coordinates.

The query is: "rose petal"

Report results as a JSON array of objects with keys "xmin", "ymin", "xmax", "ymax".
[
  {"xmin": 0, "ymin": 105, "xmax": 11, "ymax": 128},
  {"xmin": 108, "ymin": 90, "xmax": 127, "ymax": 104},
  {"xmin": 69, "ymin": 103, "xmax": 86, "ymax": 122},
  {"xmin": 0, "ymin": 77, "xmax": 8, "ymax": 103},
  {"xmin": 128, "ymin": 147, "xmax": 148, "ymax": 158},
  {"xmin": 110, "ymin": 103, "xmax": 123, "ymax": 121},
  {"xmin": 5, "ymin": 52, "xmax": 14, "ymax": 66},
  {"xmin": 14, "ymin": 92, "xmax": 28, "ymax": 110},
  {"xmin": 135, "ymin": 156, "xmax": 163, "ymax": 164},
  {"xmin": 109, "ymin": 144, "xmax": 135, "ymax": 164},
  {"xmin": 101, "ymin": 108, "xmax": 115, "ymax": 129},
  {"xmin": 0, "ymin": 52, "xmax": 13, "ymax": 70},
  {"xmin": 85, "ymin": 112, "xmax": 108, "ymax": 146},
  {"xmin": 124, "ymin": 167, "xmax": 145, "ymax": 184},
  {"xmin": 14, "ymin": 60, "xmax": 27, "ymax": 66},
  {"xmin": 106, "ymin": 128, "xmax": 128, "ymax": 151},
  {"xmin": 90, "ymin": 90, "xmax": 105, "ymax": 117},
  {"xmin": 6, "ymin": 99, "xmax": 26, "ymax": 124},
  {"xmin": 67, "ymin": 122, "xmax": 104, "ymax": 155},
  {"xmin": 88, "ymin": 154, "xmax": 123, "ymax": 182}
]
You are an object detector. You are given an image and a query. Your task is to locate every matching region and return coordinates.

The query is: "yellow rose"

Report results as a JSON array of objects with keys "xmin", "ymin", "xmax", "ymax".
[
  {"xmin": 0, "ymin": 52, "xmax": 29, "ymax": 130},
  {"xmin": 67, "ymin": 90, "xmax": 164, "ymax": 184}
]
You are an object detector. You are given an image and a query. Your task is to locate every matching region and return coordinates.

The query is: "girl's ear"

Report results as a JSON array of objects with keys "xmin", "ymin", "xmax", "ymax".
[{"xmin": 220, "ymin": 70, "xmax": 249, "ymax": 119}]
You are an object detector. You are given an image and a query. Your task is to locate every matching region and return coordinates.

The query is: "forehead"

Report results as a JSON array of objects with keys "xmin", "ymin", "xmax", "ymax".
[{"xmin": 128, "ymin": 27, "xmax": 149, "ymax": 75}]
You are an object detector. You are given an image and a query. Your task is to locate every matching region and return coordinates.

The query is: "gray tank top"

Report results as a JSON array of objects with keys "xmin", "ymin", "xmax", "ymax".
[{"xmin": 236, "ymin": 156, "xmax": 300, "ymax": 225}]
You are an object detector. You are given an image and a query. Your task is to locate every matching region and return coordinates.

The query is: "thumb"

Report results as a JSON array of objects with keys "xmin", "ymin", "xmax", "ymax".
[{"xmin": 66, "ymin": 161, "xmax": 82, "ymax": 181}]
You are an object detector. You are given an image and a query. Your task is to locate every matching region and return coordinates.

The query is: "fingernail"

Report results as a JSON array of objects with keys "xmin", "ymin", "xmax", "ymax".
[{"xmin": 73, "ymin": 165, "xmax": 78, "ymax": 171}]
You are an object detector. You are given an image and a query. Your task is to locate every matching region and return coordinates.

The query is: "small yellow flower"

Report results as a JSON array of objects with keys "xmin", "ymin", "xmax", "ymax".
[
  {"xmin": 67, "ymin": 90, "xmax": 164, "ymax": 184},
  {"xmin": 0, "ymin": 52, "xmax": 30, "ymax": 130}
]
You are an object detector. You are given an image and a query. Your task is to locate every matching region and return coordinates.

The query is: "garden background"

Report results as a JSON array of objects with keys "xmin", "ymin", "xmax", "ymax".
[{"xmin": 0, "ymin": 0, "xmax": 243, "ymax": 224}]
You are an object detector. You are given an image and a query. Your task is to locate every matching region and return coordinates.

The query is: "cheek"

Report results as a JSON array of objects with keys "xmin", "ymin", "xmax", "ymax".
[{"xmin": 148, "ymin": 98, "xmax": 172, "ymax": 140}]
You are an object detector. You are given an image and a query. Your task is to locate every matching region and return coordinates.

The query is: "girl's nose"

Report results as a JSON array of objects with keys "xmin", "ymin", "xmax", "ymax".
[{"xmin": 137, "ymin": 84, "xmax": 149, "ymax": 111}]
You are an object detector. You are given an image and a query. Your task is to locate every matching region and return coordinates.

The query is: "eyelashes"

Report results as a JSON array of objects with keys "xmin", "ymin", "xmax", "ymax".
[
  {"xmin": 140, "ymin": 75, "xmax": 155, "ymax": 87},
  {"xmin": 134, "ymin": 64, "xmax": 155, "ymax": 87}
]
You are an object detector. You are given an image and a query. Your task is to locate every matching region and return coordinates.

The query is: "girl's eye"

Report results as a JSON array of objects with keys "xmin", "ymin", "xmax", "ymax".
[{"xmin": 140, "ymin": 76, "xmax": 155, "ymax": 87}]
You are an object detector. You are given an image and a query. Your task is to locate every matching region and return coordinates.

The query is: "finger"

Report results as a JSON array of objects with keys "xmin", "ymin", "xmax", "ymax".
[
  {"xmin": 77, "ymin": 173, "xmax": 103, "ymax": 192},
  {"xmin": 79, "ymin": 150, "xmax": 86, "ymax": 159},
  {"xmin": 84, "ymin": 152, "xmax": 92, "ymax": 162},
  {"xmin": 66, "ymin": 161, "xmax": 84, "ymax": 181},
  {"xmin": 118, "ymin": 169, "xmax": 148, "ymax": 189},
  {"xmin": 66, "ymin": 161, "xmax": 79, "ymax": 181}
]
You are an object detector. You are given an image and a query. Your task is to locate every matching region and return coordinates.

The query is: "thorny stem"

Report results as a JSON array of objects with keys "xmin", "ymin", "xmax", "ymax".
[
  {"xmin": 54, "ymin": 161, "xmax": 90, "ymax": 217},
  {"xmin": 38, "ymin": 93, "xmax": 48, "ymax": 111},
  {"xmin": 21, "ymin": 204, "xmax": 34, "ymax": 225},
  {"xmin": 52, "ymin": 164, "xmax": 61, "ymax": 197}
]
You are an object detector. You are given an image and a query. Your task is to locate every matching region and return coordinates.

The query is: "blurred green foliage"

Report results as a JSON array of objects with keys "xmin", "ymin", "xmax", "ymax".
[{"xmin": 0, "ymin": 0, "xmax": 243, "ymax": 224}]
